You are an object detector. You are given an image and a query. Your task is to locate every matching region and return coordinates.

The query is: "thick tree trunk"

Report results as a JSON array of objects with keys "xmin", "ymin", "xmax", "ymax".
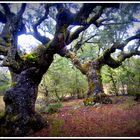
[
  {"xmin": 87, "ymin": 66, "xmax": 104, "ymax": 97},
  {"xmin": 84, "ymin": 61, "xmax": 112, "ymax": 105},
  {"xmin": 0, "ymin": 66, "xmax": 51, "ymax": 136}
]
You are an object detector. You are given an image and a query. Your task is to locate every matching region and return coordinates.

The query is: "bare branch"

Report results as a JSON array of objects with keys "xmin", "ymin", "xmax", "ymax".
[
  {"xmin": 49, "ymin": 7, "xmax": 75, "ymax": 54},
  {"xmin": 86, "ymin": 41, "xmax": 99, "ymax": 44},
  {"xmin": 0, "ymin": 11, "xmax": 7, "ymax": 23},
  {"xmin": 122, "ymin": 34, "xmax": 140, "ymax": 48},
  {"xmin": 87, "ymin": 7, "xmax": 104, "ymax": 25},
  {"xmin": 34, "ymin": 6, "xmax": 49, "ymax": 29},
  {"xmin": 103, "ymin": 56, "xmax": 121, "ymax": 68},
  {"xmin": 73, "ymin": 31, "xmax": 85, "ymax": 53},
  {"xmin": 66, "ymin": 50, "xmax": 87, "ymax": 74},
  {"xmin": 66, "ymin": 26, "xmax": 85, "ymax": 45},
  {"xmin": 98, "ymin": 34, "xmax": 140, "ymax": 68},
  {"xmin": 17, "ymin": 3, "xmax": 26, "ymax": 17},
  {"xmin": 119, "ymin": 49, "xmax": 140, "ymax": 62},
  {"xmin": 99, "ymin": 33, "xmax": 140, "ymax": 61},
  {"xmin": 74, "ymin": 4, "xmax": 98, "ymax": 25},
  {"xmin": 32, "ymin": 4, "xmax": 51, "ymax": 44},
  {"xmin": 73, "ymin": 33, "xmax": 97, "ymax": 53},
  {"xmin": 105, "ymin": 48, "xmax": 140, "ymax": 68},
  {"xmin": 66, "ymin": 6, "xmax": 104, "ymax": 45},
  {"xmin": 73, "ymin": 3, "xmax": 119, "ymax": 25},
  {"xmin": 97, "ymin": 34, "xmax": 140, "ymax": 67},
  {"xmin": 99, "ymin": 3, "xmax": 120, "ymax": 9},
  {"xmin": 94, "ymin": 18, "xmax": 114, "ymax": 27},
  {"xmin": 66, "ymin": 3, "xmax": 119, "ymax": 46},
  {"xmin": 99, "ymin": 21, "xmax": 131, "ymax": 27},
  {"xmin": 84, "ymin": 34, "xmax": 97, "ymax": 44},
  {"xmin": 1, "ymin": 3, "xmax": 11, "ymax": 15}
]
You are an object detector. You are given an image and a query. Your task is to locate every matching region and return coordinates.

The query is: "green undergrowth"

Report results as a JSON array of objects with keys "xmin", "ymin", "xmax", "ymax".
[
  {"xmin": 37, "ymin": 102, "xmax": 63, "ymax": 114},
  {"xmin": 50, "ymin": 118, "xmax": 65, "ymax": 137},
  {"xmin": 0, "ymin": 108, "xmax": 4, "ymax": 118},
  {"xmin": 122, "ymin": 97, "xmax": 137, "ymax": 109}
]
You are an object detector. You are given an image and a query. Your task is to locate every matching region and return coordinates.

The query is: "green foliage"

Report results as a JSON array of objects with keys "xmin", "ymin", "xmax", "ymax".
[
  {"xmin": 46, "ymin": 102, "xmax": 62, "ymax": 114},
  {"xmin": 42, "ymin": 102, "xmax": 63, "ymax": 114},
  {"xmin": 0, "ymin": 109, "xmax": 4, "ymax": 118},
  {"xmin": 0, "ymin": 85, "xmax": 9, "ymax": 93},
  {"xmin": 83, "ymin": 97, "xmax": 95, "ymax": 106},
  {"xmin": 102, "ymin": 57, "xmax": 140, "ymax": 96},
  {"xmin": 0, "ymin": 68, "xmax": 11, "ymax": 95},
  {"xmin": 21, "ymin": 53, "xmax": 38, "ymax": 62},
  {"xmin": 121, "ymin": 97, "xmax": 137, "ymax": 109},
  {"xmin": 83, "ymin": 94, "xmax": 112, "ymax": 105},
  {"xmin": 77, "ymin": 43, "xmax": 99, "ymax": 61},
  {"xmin": 39, "ymin": 55, "xmax": 88, "ymax": 100},
  {"xmin": 50, "ymin": 119, "xmax": 65, "ymax": 137}
]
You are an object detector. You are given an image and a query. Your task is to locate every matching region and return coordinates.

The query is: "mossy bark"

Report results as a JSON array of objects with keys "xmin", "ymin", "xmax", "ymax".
[
  {"xmin": 0, "ymin": 58, "xmax": 53, "ymax": 136},
  {"xmin": 86, "ymin": 61, "xmax": 112, "ymax": 104},
  {"xmin": 87, "ymin": 62, "xmax": 103, "ymax": 97}
]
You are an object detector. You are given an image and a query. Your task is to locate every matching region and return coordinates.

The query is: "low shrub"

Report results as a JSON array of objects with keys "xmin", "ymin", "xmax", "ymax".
[
  {"xmin": 40, "ymin": 102, "xmax": 63, "ymax": 114},
  {"xmin": 46, "ymin": 102, "xmax": 63, "ymax": 113}
]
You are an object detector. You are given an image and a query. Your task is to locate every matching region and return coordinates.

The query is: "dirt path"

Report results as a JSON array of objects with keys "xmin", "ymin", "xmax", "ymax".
[{"xmin": 29, "ymin": 96, "xmax": 140, "ymax": 137}]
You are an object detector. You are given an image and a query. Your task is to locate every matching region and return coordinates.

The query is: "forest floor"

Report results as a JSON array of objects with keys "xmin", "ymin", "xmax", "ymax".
[
  {"xmin": 31, "ymin": 95, "xmax": 140, "ymax": 137},
  {"xmin": 0, "ymin": 95, "xmax": 140, "ymax": 137}
]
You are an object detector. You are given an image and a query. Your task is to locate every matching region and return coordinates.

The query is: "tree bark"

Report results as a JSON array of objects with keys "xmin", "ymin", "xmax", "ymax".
[
  {"xmin": 66, "ymin": 52, "xmax": 112, "ymax": 104},
  {"xmin": 85, "ymin": 61, "xmax": 112, "ymax": 104},
  {"xmin": 0, "ymin": 59, "xmax": 53, "ymax": 136},
  {"xmin": 87, "ymin": 61, "xmax": 104, "ymax": 97}
]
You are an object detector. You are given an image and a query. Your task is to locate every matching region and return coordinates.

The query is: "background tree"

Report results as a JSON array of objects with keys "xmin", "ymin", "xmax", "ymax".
[
  {"xmin": 39, "ymin": 55, "xmax": 87, "ymax": 102},
  {"xmin": 102, "ymin": 57, "xmax": 140, "ymax": 98},
  {"xmin": 0, "ymin": 3, "xmax": 121, "ymax": 136},
  {"xmin": 64, "ymin": 4, "xmax": 140, "ymax": 103},
  {"xmin": 0, "ymin": 67, "xmax": 11, "ymax": 95},
  {"xmin": 102, "ymin": 66, "xmax": 118, "ymax": 96}
]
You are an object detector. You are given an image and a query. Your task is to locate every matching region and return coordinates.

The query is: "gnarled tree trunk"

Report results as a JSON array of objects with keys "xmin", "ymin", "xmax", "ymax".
[
  {"xmin": 87, "ymin": 63, "xmax": 103, "ymax": 97},
  {"xmin": 85, "ymin": 61, "xmax": 112, "ymax": 105},
  {"xmin": 0, "ymin": 60, "xmax": 53, "ymax": 136},
  {"xmin": 66, "ymin": 52, "xmax": 112, "ymax": 105}
]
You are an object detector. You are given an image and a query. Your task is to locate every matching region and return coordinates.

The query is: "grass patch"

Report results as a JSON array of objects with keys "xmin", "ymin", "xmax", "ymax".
[
  {"xmin": 50, "ymin": 119, "xmax": 65, "ymax": 137},
  {"xmin": 45, "ymin": 102, "xmax": 63, "ymax": 114},
  {"xmin": 37, "ymin": 102, "xmax": 63, "ymax": 114},
  {"xmin": 0, "ymin": 108, "xmax": 4, "ymax": 118},
  {"xmin": 0, "ymin": 84, "xmax": 10, "ymax": 95},
  {"xmin": 121, "ymin": 97, "xmax": 137, "ymax": 109}
]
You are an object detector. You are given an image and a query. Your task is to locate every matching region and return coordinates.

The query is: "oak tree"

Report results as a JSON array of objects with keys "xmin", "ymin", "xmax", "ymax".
[{"xmin": 0, "ymin": 3, "xmax": 139, "ymax": 136}]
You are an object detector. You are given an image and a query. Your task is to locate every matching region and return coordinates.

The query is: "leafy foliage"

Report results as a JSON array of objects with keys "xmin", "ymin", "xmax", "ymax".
[
  {"xmin": 42, "ymin": 102, "xmax": 63, "ymax": 114},
  {"xmin": 0, "ymin": 68, "xmax": 11, "ymax": 94},
  {"xmin": 39, "ymin": 55, "xmax": 88, "ymax": 100},
  {"xmin": 46, "ymin": 102, "xmax": 62, "ymax": 114},
  {"xmin": 102, "ymin": 57, "xmax": 140, "ymax": 96}
]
